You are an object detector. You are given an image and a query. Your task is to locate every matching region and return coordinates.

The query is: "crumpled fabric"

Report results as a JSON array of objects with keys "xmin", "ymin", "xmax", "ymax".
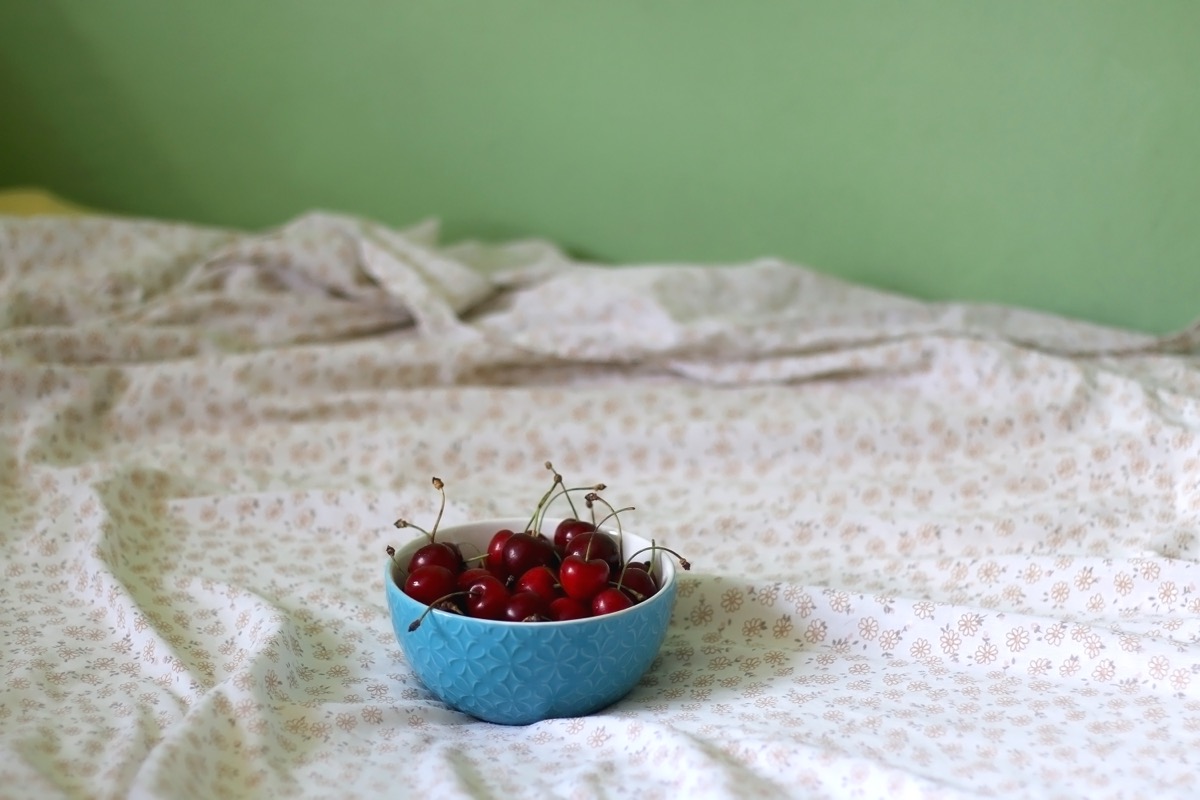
[{"xmin": 2, "ymin": 210, "xmax": 1199, "ymax": 799}]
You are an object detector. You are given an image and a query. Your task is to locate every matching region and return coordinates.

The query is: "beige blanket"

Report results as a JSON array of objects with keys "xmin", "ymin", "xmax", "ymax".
[{"xmin": 2, "ymin": 210, "xmax": 1199, "ymax": 799}]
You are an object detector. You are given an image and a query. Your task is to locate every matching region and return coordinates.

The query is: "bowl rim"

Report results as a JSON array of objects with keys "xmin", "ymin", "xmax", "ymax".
[{"xmin": 386, "ymin": 516, "xmax": 679, "ymax": 629}]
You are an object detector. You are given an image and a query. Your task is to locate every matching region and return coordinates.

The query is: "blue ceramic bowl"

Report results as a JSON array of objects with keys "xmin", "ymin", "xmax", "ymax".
[{"xmin": 385, "ymin": 517, "xmax": 679, "ymax": 725}]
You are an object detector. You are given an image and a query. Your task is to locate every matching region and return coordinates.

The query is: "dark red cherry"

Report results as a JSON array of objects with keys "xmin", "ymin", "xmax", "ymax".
[
  {"xmin": 503, "ymin": 532, "xmax": 557, "ymax": 577},
  {"xmin": 548, "ymin": 596, "xmax": 590, "ymax": 621},
  {"xmin": 618, "ymin": 565, "xmax": 658, "ymax": 602},
  {"xmin": 486, "ymin": 529, "xmax": 516, "ymax": 578},
  {"xmin": 465, "ymin": 574, "xmax": 509, "ymax": 620},
  {"xmin": 456, "ymin": 567, "xmax": 494, "ymax": 590},
  {"xmin": 403, "ymin": 565, "xmax": 458, "ymax": 606},
  {"xmin": 516, "ymin": 565, "xmax": 561, "ymax": 606},
  {"xmin": 559, "ymin": 555, "xmax": 610, "ymax": 602},
  {"xmin": 553, "ymin": 518, "xmax": 595, "ymax": 550},
  {"xmin": 564, "ymin": 531, "xmax": 621, "ymax": 574},
  {"xmin": 592, "ymin": 587, "xmax": 634, "ymax": 616},
  {"xmin": 504, "ymin": 590, "xmax": 548, "ymax": 622},
  {"xmin": 407, "ymin": 542, "xmax": 462, "ymax": 574}
]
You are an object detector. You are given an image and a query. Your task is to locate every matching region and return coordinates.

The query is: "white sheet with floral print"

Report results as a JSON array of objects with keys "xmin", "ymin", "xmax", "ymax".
[{"xmin": 2, "ymin": 210, "xmax": 1199, "ymax": 799}]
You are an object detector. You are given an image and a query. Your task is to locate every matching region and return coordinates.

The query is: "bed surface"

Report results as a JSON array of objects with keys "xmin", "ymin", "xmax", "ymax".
[{"xmin": 2, "ymin": 206, "xmax": 1199, "ymax": 799}]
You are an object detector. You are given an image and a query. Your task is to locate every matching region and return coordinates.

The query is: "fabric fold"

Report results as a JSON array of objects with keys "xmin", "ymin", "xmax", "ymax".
[{"xmin": 4, "ymin": 210, "xmax": 1200, "ymax": 799}]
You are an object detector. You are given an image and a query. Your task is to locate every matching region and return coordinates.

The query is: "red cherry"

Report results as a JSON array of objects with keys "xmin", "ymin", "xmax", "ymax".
[
  {"xmin": 465, "ymin": 574, "xmax": 509, "ymax": 620},
  {"xmin": 503, "ymin": 532, "xmax": 557, "ymax": 577},
  {"xmin": 486, "ymin": 529, "xmax": 516, "ymax": 578},
  {"xmin": 553, "ymin": 518, "xmax": 595, "ymax": 550},
  {"xmin": 407, "ymin": 542, "xmax": 462, "ymax": 574},
  {"xmin": 592, "ymin": 587, "xmax": 634, "ymax": 616},
  {"xmin": 559, "ymin": 555, "xmax": 610, "ymax": 601},
  {"xmin": 505, "ymin": 590, "xmax": 548, "ymax": 622},
  {"xmin": 516, "ymin": 565, "xmax": 561, "ymax": 606},
  {"xmin": 548, "ymin": 596, "xmax": 590, "ymax": 621},
  {"xmin": 564, "ymin": 531, "xmax": 622, "ymax": 574},
  {"xmin": 403, "ymin": 565, "xmax": 458, "ymax": 606},
  {"xmin": 456, "ymin": 567, "xmax": 494, "ymax": 590},
  {"xmin": 618, "ymin": 565, "xmax": 658, "ymax": 602}
]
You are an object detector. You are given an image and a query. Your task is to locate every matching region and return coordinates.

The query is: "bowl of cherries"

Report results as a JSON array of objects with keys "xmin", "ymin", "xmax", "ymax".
[{"xmin": 384, "ymin": 465, "xmax": 689, "ymax": 726}]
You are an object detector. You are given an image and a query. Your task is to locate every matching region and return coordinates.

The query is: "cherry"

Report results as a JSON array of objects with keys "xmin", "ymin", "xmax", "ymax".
[
  {"xmin": 516, "ymin": 565, "xmax": 561, "ymax": 606},
  {"xmin": 445, "ymin": 541, "xmax": 466, "ymax": 563},
  {"xmin": 549, "ymin": 596, "xmax": 590, "ymax": 621},
  {"xmin": 503, "ymin": 532, "xmax": 557, "ymax": 577},
  {"xmin": 559, "ymin": 554, "xmax": 610, "ymax": 601},
  {"xmin": 403, "ymin": 565, "xmax": 458, "ymax": 606},
  {"xmin": 457, "ymin": 567, "xmax": 495, "ymax": 590},
  {"xmin": 553, "ymin": 518, "xmax": 595, "ymax": 550},
  {"xmin": 505, "ymin": 590, "xmax": 548, "ymax": 622},
  {"xmin": 616, "ymin": 564, "xmax": 658, "ymax": 602},
  {"xmin": 407, "ymin": 542, "xmax": 462, "ymax": 574},
  {"xmin": 486, "ymin": 529, "xmax": 516, "ymax": 578},
  {"xmin": 465, "ymin": 574, "xmax": 509, "ymax": 620},
  {"xmin": 564, "ymin": 531, "xmax": 622, "ymax": 574},
  {"xmin": 592, "ymin": 587, "xmax": 634, "ymax": 616}
]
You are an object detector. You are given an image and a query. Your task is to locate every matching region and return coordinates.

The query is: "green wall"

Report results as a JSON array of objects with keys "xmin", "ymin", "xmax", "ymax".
[{"xmin": 1, "ymin": 1, "xmax": 1197, "ymax": 333}]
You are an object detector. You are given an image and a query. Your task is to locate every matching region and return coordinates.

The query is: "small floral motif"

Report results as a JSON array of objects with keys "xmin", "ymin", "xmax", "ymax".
[
  {"xmin": 974, "ymin": 640, "xmax": 999, "ymax": 665},
  {"xmin": 879, "ymin": 630, "xmax": 902, "ymax": 652},
  {"xmin": 940, "ymin": 627, "xmax": 962, "ymax": 656},
  {"xmin": 1158, "ymin": 582, "xmax": 1179, "ymax": 605},
  {"xmin": 1006, "ymin": 628, "xmax": 1031, "ymax": 653}
]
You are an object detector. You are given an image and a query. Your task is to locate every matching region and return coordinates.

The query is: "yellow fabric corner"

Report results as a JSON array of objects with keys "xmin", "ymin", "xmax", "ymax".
[{"xmin": 0, "ymin": 187, "xmax": 94, "ymax": 217}]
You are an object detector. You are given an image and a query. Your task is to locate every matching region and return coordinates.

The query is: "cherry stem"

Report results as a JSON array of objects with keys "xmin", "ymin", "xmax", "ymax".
[
  {"xmin": 625, "ymin": 543, "xmax": 692, "ymax": 572},
  {"xmin": 593, "ymin": 505, "xmax": 635, "ymax": 532},
  {"xmin": 543, "ymin": 460, "xmax": 581, "ymax": 519},
  {"xmin": 408, "ymin": 589, "xmax": 469, "ymax": 632},
  {"xmin": 587, "ymin": 493, "xmax": 630, "ymax": 563},
  {"xmin": 592, "ymin": 501, "xmax": 633, "ymax": 563},
  {"xmin": 561, "ymin": 483, "xmax": 580, "ymax": 518},
  {"xmin": 585, "ymin": 495, "xmax": 597, "ymax": 528},
  {"xmin": 394, "ymin": 518, "xmax": 432, "ymax": 538},
  {"xmin": 537, "ymin": 482, "xmax": 606, "ymax": 532},
  {"xmin": 429, "ymin": 477, "xmax": 446, "ymax": 542},
  {"xmin": 525, "ymin": 464, "xmax": 563, "ymax": 534},
  {"xmin": 385, "ymin": 546, "xmax": 403, "ymax": 581}
]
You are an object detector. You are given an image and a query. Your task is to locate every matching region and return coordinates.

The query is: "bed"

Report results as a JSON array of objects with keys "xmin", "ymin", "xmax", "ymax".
[{"xmin": 2, "ymin": 195, "xmax": 1199, "ymax": 799}]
